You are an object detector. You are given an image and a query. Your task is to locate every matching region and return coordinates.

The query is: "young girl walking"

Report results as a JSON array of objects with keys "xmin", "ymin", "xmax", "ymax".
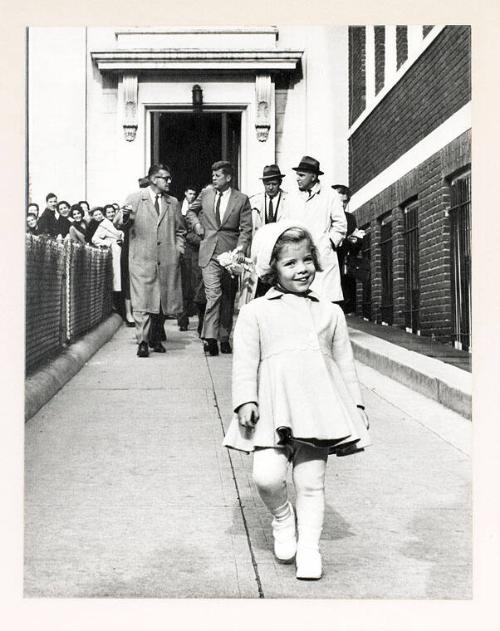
[{"xmin": 223, "ymin": 221, "xmax": 370, "ymax": 580}]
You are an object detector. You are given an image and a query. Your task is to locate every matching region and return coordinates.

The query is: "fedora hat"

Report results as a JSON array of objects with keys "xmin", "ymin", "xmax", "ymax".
[
  {"xmin": 292, "ymin": 155, "xmax": 324, "ymax": 175},
  {"xmin": 260, "ymin": 164, "xmax": 286, "ymax": 181}
]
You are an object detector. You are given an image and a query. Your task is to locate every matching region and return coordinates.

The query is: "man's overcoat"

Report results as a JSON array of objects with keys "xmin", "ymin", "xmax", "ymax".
[
  {"xmin": 282, "ymin": 182, "xmax": 347, "ymax": 302},
  {"xmin": 124, "ymin": 189, "xmax": 185, "ymax": 314}
]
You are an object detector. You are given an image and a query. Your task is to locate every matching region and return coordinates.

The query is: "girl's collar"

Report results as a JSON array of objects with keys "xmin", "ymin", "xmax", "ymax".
[{"xmin": 267, "ymin": 285, "xmax": 319, "ymax": 301}]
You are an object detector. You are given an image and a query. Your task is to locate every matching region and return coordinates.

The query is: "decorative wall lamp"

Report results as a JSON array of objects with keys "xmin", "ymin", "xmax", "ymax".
[
  {"xmin": 123, "ymin": 73, "xmax": 138, "ymax": 142},
  {"xmin": 192, "ymin": 84, "xmax": 203, "ymax": 112}
]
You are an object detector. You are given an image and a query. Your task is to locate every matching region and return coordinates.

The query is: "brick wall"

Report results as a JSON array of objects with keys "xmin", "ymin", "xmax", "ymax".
[
  {"xmin": 352, "ymin": 130, "xmax": 470, "ymax": 342},
  {"xmin": 349, "ymin": 26, "xmax": 471, "ymax": 193}
]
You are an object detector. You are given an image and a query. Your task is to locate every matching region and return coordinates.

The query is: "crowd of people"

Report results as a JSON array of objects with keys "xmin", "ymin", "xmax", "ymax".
[
  {"xmin": 26, "ymin": 157, "xmax": 365, "ymax": 348},
  {"xmin": 27, "ymin": 195, "xmax": 137, "ymax": 323},
  {"xmin": 28, "ymin": 156, "xmax": 371, "ymax": 581}
]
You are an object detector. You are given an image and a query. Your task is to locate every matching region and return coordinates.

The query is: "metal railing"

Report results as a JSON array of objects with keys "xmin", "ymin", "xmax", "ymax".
[{"xmin": 26, "ymin": 235, "xmax": 113, "ymax": 374}]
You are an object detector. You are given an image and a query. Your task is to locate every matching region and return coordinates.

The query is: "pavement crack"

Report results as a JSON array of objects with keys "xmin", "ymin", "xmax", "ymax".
[{"xmin": 203, "ymin": 352, "xmax": 265, "ymax": 599}]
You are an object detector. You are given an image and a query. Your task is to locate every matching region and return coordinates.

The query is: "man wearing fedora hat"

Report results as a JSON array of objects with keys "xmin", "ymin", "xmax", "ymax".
[
  {"xmin": 250, "ymin": 164, "xmax": 288, "ymax": 234},
  {"xmin": 282, "ymin": 155, "xmax": 347, "ymax": 303},
  {"xmin": 246, "ymin": 164, "xmax": 288, "ymax": 299}
]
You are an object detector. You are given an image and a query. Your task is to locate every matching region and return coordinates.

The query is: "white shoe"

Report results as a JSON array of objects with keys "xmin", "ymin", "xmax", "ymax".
[
  {"xmin": 296, "ymin": 545, "xmax": 322, "ymax": 580},
  {"xmin": 271, "ymin": 502, "xmax": 296, "ymax": 563}
]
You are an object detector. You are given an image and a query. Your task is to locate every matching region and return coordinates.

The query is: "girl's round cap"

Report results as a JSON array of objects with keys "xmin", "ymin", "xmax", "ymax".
[{"xmin": 251, "ymin": 220, "xmax": 311, "ymax": 279}]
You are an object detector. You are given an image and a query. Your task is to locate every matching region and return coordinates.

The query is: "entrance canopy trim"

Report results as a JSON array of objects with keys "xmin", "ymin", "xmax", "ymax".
[{"xmin": 91, "ymin": 49, "xmax": 303, "ymax": 72}]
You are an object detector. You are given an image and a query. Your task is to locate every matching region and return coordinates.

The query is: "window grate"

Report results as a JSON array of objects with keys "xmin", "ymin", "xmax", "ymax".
[
  {"xmin": 449, "ymin": 172, "xmax": 471, "ymax": 351},
  {"xmin": 380, "ymin": 220, "xmax": 393, "ymax": 324},
  {"xmin": 361, "ymin": 228, "xmax": 371, "ymax": 319},
  {"xmin": 403, "ymin": 201, "xmax": 420, "ymax": 333}
]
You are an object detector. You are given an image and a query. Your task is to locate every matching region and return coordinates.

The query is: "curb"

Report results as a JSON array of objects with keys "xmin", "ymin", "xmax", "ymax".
[
  {"xmin": 349, "ymin": 328, "xmax": 472, "ymax": 419},
  {"xmin": 25, "ymin": 314, "xmax": 123, "ymax": 421}
]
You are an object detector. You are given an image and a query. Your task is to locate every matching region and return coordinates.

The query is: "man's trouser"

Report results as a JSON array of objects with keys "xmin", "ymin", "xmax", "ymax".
[
  {"xmin": 177, "ymin": 247, "xmax": 195, "ymax": 328},
  {"xmin": 133, "ymin": 304, "xmax": 166, "ymax": 344},
  {"xmin": 201, "ymin": 258, "xmax": 238, "ymax": 342}
]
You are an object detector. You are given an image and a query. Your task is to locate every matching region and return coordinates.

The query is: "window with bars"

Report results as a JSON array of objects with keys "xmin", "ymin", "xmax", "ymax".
[
  {"xmin": 396, "ymin": 26, "xmax": 408, "ymax": 69},
  {"xmin": 449, "ymin": 171, "xmax": 471, "ymax": 351},
  {"xmin": 379, "ymin": 215, "xmax": 393, "ymax": 325},
  {"xmin": 361, "ymin": 225, "xmax": 371, "ymax": 320},
  {"xmin": 403, "ymin": 200, "xmax": 420, "ymax": 333},
  {"xmin": 374, "ymin": 26, "xmax": 386, "ymax": 94},
  {"xmin": 349, "ymin": 26, "xmax": 367, "ymax": 125}
]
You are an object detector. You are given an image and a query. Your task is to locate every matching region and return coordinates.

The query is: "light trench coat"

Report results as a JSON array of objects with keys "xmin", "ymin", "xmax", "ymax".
[
  {"xmin": 282, "ymin": 182, "xmax": 347, "ymax": 302},
  {"xmin": 123, "ymin": 189, "xmax": 185, "ymax": 314},
  {"xmin": 92, "ymin": 218, "xmax": 124, "ymax": 291},
  {"xmin": 249, "ymin": 189, "xmax": 288, "ymax": 235},
  {"xmin": 223, "ymin": 288, "xmax": 370, "ymax": 453}
]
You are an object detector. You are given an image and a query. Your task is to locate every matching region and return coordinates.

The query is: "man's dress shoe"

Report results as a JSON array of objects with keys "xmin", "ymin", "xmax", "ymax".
[
  {"xmin": 220, "ymin": 341, "xmax": 232, "ymax": 354},
  {"xmin": 151, "ymin": 342, "xmax": 166, "ymax": 353},
  {"xmin": 137, "ymin": 341, "xmax": 149, "ymax": 358},
  {"xmin": 205, "ymin": 338, "xmax": 219, "ymax": 356}
]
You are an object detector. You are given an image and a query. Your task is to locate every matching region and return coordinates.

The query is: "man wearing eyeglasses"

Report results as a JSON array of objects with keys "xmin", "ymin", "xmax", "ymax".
[{"xmin": 121, "ymin": 164, "xmax": 186, "ymax": 358}]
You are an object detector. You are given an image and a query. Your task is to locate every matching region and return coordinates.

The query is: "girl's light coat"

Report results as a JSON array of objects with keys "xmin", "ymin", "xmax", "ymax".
[{"xmin": 223, "ymin": 288, "xmax": 370, "ymax": 453}]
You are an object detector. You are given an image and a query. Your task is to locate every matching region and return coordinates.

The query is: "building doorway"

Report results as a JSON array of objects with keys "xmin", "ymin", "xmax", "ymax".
[{"xmin": 151, "ymin": 111, "xmax": 241, "ymax": 201}]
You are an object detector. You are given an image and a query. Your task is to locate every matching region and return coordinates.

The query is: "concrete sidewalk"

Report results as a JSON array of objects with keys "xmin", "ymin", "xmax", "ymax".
[
  {"xmin": 25, "ymin": 320, "xmax": 471, "ymax": 599},
  {"xmin": 347, "ymin": 318, "xmax": 472, "ymax": 419}
]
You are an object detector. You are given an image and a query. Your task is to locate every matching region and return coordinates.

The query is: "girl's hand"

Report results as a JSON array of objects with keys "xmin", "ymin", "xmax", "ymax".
[
  {"xmin": 358, "ymin": 408, "xmax": 370, "ymax": 430},
  {"xmin": 237, "ymin": 403, "xmax": 259, "ymax": 428}
]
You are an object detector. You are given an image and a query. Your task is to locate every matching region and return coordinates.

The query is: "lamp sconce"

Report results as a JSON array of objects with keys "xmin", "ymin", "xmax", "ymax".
[
  {"xmin": 192, "ymin": 84, "xmax": 203, "ymax": 112},
  {"xmin": 255, "ymin": 73, "xmax": 271, "ymax": 142},
  {"xmin": 123, "ymin": 74, "xmax": 138, "ymax": 142}
]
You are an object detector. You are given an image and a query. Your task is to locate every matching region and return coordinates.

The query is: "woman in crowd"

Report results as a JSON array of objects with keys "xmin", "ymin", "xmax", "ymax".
[
  {"xmin": 113, "ymin": 204, "xmax": 135, "ymax": 326},
  {"xmin": 79, "ymin": 200, "xmax": 91, "ymax": 223},
  {"xmin": 92, "ymin": 204, "xmax": 124, "ymax": 294},
  {"xmin": 27, "ymin": 203, "xmax": 39, "ymax": 218},
  {"xmin": 26, "ymin": 213, "xmax": 39, "ymax": 235},
  {"xmin": 56, "ymin": 200, "xmax": 73, "ymax": 239},
  {"xmin": 86, "ymin": 207, "xmax": 104, "ymax": 244},
  {"xmin": 68, "ymin": 204, "xmax": 87, "ymax": 244}
]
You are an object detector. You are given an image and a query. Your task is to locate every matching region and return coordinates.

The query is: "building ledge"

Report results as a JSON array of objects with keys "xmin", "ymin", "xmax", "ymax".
[{"xmin": 91, "ymin": 49, "xmax": 303, "ymax": 72}]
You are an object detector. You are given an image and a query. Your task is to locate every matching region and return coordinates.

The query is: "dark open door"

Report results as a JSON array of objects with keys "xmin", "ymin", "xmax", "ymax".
[{"xmin": 151, "ymin": 111, "xmax": 241, "ymax": 200}]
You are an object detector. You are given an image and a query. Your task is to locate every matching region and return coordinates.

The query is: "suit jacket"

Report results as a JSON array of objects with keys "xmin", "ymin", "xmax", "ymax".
[
  {"xmin": 187, "ymin": 187, "xmax": 252, "ymax": 268},
  {"xmin": 37, "ymin": 208, "xmax": 58, "ymax": 237},
  {"xmin": 337, "ymin": 212, "xmax": 362, "ymax": 269},
  {"xmin": 249, "ymin": 189, "xmax": 288, "ymax": 234},
  {"xmin": 122, "ymin": 188, "xmax": 185, "ymax": 314}
]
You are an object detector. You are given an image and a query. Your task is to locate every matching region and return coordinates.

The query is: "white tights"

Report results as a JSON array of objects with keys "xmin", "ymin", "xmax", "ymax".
[{"xmin": 252, "ymin": 445, "xmax": 328, "ymax": 548}]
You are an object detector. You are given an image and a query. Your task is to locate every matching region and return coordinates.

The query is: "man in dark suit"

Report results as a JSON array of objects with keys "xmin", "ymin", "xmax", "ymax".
[
  {"xmin": 37, "ymin": 192, "xmax": 59, "ymax": 238},
  {"xmin": 187, "ymin": 161, "xmax": 252, "ymax": 356},
  {"xmin": 332, "ymin": 185, "xmax": 363, "ymax": 314}
]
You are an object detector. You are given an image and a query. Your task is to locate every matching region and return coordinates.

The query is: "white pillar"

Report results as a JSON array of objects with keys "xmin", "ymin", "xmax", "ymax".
[{"xmin": 408, "ymin": 25, "xmax": 424, "ymax": 58}]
